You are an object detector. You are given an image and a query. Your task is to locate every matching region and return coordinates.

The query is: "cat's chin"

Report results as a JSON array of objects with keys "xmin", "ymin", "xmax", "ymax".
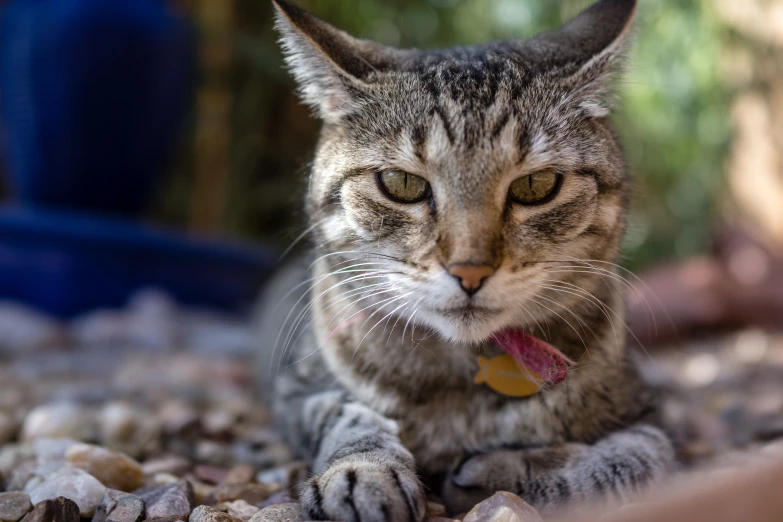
[{"xmin": 419, "ymin": 306, "xmax": 508, "ymax": 345}]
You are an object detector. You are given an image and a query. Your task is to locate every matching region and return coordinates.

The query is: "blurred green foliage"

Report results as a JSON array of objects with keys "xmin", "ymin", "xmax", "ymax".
[{"xmin": 164, "ymin": 0, "xmax": 731, "ymax": 270}]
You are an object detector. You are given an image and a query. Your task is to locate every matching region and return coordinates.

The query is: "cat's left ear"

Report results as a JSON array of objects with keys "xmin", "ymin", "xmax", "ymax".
[
  {"xmin": 272, "ymin": 0, "xmax": 402, "ymax": 122},
  {"xmin": 536, "ymin": 0, "xmax": 638, "ymax": 117}
]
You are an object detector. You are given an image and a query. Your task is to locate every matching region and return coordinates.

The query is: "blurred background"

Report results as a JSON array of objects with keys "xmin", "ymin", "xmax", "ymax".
[{"xmin": 0, "ymin": 0, "xmax": 782, "ymax": 512}]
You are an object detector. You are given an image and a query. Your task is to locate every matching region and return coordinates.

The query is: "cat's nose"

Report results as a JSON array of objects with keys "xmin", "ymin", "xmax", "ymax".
[{"xmin": 448, "ymin": 264, "xmax": 495, "ymax": 296}]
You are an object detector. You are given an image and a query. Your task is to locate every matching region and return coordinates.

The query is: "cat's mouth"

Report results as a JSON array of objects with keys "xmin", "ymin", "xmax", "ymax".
[{"xmin": 436, "ymin": 305, "xmax": 499, "ymax": 318}]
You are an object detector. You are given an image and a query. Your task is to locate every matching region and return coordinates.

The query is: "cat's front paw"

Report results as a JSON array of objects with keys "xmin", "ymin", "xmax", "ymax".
[{"xmin": 299, "ymin": 456, "xmax": 426, "ymax": 522}]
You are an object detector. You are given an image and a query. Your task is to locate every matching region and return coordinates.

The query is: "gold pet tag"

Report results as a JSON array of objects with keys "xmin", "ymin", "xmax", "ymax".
[{"xmin": 474, "ymin": 353, "xmax": 541, "ymax": 397}]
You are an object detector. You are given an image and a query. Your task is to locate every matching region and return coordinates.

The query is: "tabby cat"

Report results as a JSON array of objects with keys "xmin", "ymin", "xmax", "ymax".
[{"xmin": 256, "ymin": 0, "xmax": 676, "ymax": 520}]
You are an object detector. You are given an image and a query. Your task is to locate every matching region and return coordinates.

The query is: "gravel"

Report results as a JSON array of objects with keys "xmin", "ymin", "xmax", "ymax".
[{"xmin": 1, "ymin": 291, "xmax": 782, "ymax": 521}]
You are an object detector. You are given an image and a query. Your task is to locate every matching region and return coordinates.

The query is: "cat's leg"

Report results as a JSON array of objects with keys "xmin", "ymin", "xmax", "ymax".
[
  {"xmin": 295, "ymin": 390, "xmax": 427, "ymax": 522},
  {"xmin": 442, "ymin": 424, "xmax": 675, "ymax": 514}
]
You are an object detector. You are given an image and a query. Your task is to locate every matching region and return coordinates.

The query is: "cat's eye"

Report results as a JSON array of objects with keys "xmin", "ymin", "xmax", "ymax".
[
  {"xmin": 377, "ymin": 170, "xmax": 432, "ymax": 204},
  {"xmin": 509, "ymin": 170, "xmax": 562, "ymax": 205}
]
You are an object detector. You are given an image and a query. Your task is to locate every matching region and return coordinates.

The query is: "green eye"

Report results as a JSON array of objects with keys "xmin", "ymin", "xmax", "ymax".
[
  {"xmin": 377, "ymin": 170, "xmax": 432, "ymax": 203},
  {"xmin": 509, "ymin": 170, "xmax": 562, "ymax": 205}
]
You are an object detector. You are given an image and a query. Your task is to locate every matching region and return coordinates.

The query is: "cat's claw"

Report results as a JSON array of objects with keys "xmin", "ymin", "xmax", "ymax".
[{"xmin": 300, "ymin": 457, "xmax": 427, "ymax": 522}]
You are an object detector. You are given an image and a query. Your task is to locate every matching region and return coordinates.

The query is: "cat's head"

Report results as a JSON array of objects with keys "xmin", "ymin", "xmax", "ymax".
[{"xmin": 275, "ymin": 0, "xmax": 636, "ymax": 345}]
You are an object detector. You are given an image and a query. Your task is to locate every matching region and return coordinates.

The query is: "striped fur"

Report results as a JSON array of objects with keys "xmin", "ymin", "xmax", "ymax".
[{"xmin": 257, "ymin": 1, "xmax": 676, "ymax": 520}]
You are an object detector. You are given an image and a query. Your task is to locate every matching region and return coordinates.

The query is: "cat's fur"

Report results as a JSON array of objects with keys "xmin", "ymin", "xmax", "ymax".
[{"xmin": 257, "ymin": 0, "xmax": 676, "ymax": 520}]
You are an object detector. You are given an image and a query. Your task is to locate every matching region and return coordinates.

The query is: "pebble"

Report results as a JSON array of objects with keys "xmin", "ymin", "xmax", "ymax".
[
  {"xmin": 151, "ymin": 473, "xmax": 182, "ymax": 487},
  {"xmin": 65, "ymin": 443, "xmax": 144, "ymax": 492},
  {"xmin": 0, "ymin": 444, "xmax": 35, "ymax": 478},
  {"xmin": 247, "ymin": 503, "xmax": 302, "ymax": 522},
  {"xmin": 0, "ymin": 492, "xmax": 32, "ymax": 522},
  {"xmin": 195, "ymin": 441, "xmax": 232, "ymax": 466},
  {"xmin": 99, "ymin": 402, "xmax": 162, "ymax": 459},
  {"xmin": 0, "ymin": 302, "xmax": 62, "ymax": 354},
  {"xmin": 223, "ymin": 500, "xmax": 259, "ymax": 522},
  {"xmin": 137, "ymin": 480, "xmax": 194, "ymax": 520},
  {"xmin": 142, "ymin": 457, "xmax": 192, "ymax": 477},
  {"xmin": 201, "ymin": 411, "xmax": 235, "ymax": 440},
  {"xmin": 187, "ymin": 479, "xmax": 215, "ymax": 506},
  {"xmin": 92, "ymin": 490, "xmax": 145, "ymax": 522},
  {"xmin": 427, "ymin": 502, "xmax": 447, "ymax": 518},
  {"xmin": 19, "ymin": 497, "xmax": 79, "ymax": 522},
  {"xmin": 221, "ymin": 465, "xmax": 256, "ymax": 486},
  {"xmin": 21, "ymin": 404, "xmax": 95, "ymax": 442},
  {"xmin": 194, "ymin": 466, "xmax": 229, "ymax": 485},
  {"xmin": 27, "ymin": 468, "xmax": 106, "ymax": 517},
  {"xmin": 256, "ymin": 462, "xmax": 307, "ymax": 491},
  {"xmin": 214, "ymin": 484, "xmax": 272, "ymax": 505},
  {"xmin": 189, "ymin": 506, "xmax": 242, "ymax": 522},
  {"xmin": 159, "ymin": 403, "xmax": 201, "ymax": 439},
  {"xmin": 125, "ymin": 290, "xmax": 180, "ymax": 352},
  {"xmin": 0, "ymin": 412, "xmax": 19, "ymax": 445},
  {"xmin": 462, "ymin": 492, "xmax": 542, "ymax": 522},
  {"xmin": 4, "ymin": 462, "xmax": 40, "ymax": 493},
  {"xmin": 231, "ymin": 442, "xmax": 291, "ymax": 470},
  {"xmin": 32, "ymin": 438, "xmax": 78, "ymax": 462},
  {"xmin": 257, "ymin": 494, "xmax": 294, "ymax": 510}
]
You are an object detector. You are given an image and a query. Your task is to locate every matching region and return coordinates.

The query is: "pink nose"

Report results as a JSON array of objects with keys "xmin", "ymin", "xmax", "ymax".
[{"xmin": 448, "ymin": 264, "xmax": 495, "ymax": 296}]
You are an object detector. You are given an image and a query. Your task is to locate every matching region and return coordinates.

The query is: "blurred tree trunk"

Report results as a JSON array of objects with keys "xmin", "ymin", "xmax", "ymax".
[
  {"xmin": 716, "ymin": 0, "xmax": 783, "ymax": 243},
  {"xmin": 190, "ymin": 0, "xmax": 235, "ymax": 232}
]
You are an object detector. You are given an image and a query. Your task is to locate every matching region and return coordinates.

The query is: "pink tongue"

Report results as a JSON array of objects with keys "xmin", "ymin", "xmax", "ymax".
[{"xmin": 491, "ymin": 329, "xmax": 573, "ymax": 386}]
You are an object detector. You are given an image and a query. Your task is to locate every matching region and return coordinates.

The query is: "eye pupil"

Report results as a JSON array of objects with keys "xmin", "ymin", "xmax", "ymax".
[
  {"xmin": 378, "ymin": 170, "xmax": 431, "ymax": 203},
  {"xmin": 509, "ymin": 170, "xmax": 562, "ymax": 205}
]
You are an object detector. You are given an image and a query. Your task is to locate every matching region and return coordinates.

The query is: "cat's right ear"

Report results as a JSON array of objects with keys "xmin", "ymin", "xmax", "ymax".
[{"xmin": 272, "ymin": 0, "xmax": 399, "ymax": 122}]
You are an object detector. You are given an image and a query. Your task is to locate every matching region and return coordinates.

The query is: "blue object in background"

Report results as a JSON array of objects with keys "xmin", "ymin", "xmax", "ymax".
[
  {"xmin": 0, "ymin": 207, "xmax": 276, "ymax": 317},
  {"xmin": 0, "ymin": 0, "xmax": 195, "ymax": 215},
  {"xmin": 0, "ymin": 1, "xmax": 277, "ymax": 316}
]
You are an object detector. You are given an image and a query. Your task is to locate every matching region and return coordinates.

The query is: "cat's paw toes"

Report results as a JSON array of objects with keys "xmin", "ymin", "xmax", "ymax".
[{"xmin": 300, "ymin": 458, "xmax": 426, "ymax": 522}]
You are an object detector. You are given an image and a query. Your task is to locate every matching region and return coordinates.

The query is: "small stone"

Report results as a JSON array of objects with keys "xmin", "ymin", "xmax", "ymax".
[
  {"xmin": 247, "ymin": 503, "xmax": 302, "ymax": 522},
  {"xmin": 19, "ymin": 497, "xmax": 79, "ymax": 522},
  {"xmin": 0, "ymin": 492, "xmax": 32, "ymax": 522},
  {"xmin": 99, "ymin": 403, "xmax": 162, "ymax": 459},
  {"xmin": 27, "ymin": 468, "xmax": 106, "ymax": 517},
  {"xmin": 462, "ymin": 492, "xmax": 542, "ymax": 522},
  {"xmin": 136, "ymin": 480, "xmax": 194, "ymax": 520},
  {"xmin": 202, "ymin": 411, "xmax": 235, "ymax": 440},
  {"xmin": 21, "ymin": 404, "xmax": 95, "ymax": 442},
  {"xmin": 195, "ymin": 441, "xmax": 231, "ymax": 466},
  {"xmin": 0, "ymin": 444, "xmax": 35, "ymax": 478},
  {"xmin": 187, "ymin": 479, "xmax": 215, "ymax": 506},
  {"xmin": 427, "ymin": 502, "xmax": 447, "ymax": 518},
  {"xmin": 91, "ymin": 489, "xmax": 144, "ymax": 522},
  {"xmin": 221, "ymin": 465, "xmax": 256, "ymax": 486},
  {"xmin": 125, "ymin": 289, "xmax": 179, "ymax": 351},
  {"xmin": 142, "ymin": 457, "xmax": 192, "ymax": 478},
  {"xmin": 151, "ymin": 474, "xmax": 181, "ymax": 487},
  {"xmin": 189, "ymin": 506, "xmax": 242, "ymax": 522},
  {"xmin": 0, "ymin": 412, "xmax": 19, "ymax": 445},
  {"xmin": 215, "ymin": 484, "xmax": 272, "ymax": 505},
  {"xmin": 231, "ymin": 443, "xmax": 291, "ymax": 471},
  {"xmin": 0, "ymin": 302, "xmax": 62, "ymax": 354},
  {"xmin": 159, "ymin": 403, "xmax": 201, "ymax": 439},
  {"xmin": 66, "ymin": 443, "xmax": 144, "ymax": 492},
  {"xmin": 257, "ymin": 493, "xmax": 294, "ymax": 510},
  {"xmin": 256, "ymin": 462, "xmax": 307, "ymax": 491},
  {"xmin": 194, "ymin": 466, "xmax": 229, "ymax": 485},
  {"xmin": 33, "ymin": 438, "xmax": 78, "ymax": 462},
  {"xmin": 223, "ymin": 501, "xmax": 259, "ymax": 522}
]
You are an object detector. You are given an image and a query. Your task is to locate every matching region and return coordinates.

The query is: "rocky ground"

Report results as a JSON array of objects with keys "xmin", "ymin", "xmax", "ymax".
[{"xmin": 1, "ymin": 290, "xmax": 782, "ymax": 522}]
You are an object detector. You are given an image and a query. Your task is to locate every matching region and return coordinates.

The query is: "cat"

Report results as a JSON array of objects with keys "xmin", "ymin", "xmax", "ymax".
[{"xmin": 256, "ymin": 0, "xmax": 676, "ymax": 520}]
